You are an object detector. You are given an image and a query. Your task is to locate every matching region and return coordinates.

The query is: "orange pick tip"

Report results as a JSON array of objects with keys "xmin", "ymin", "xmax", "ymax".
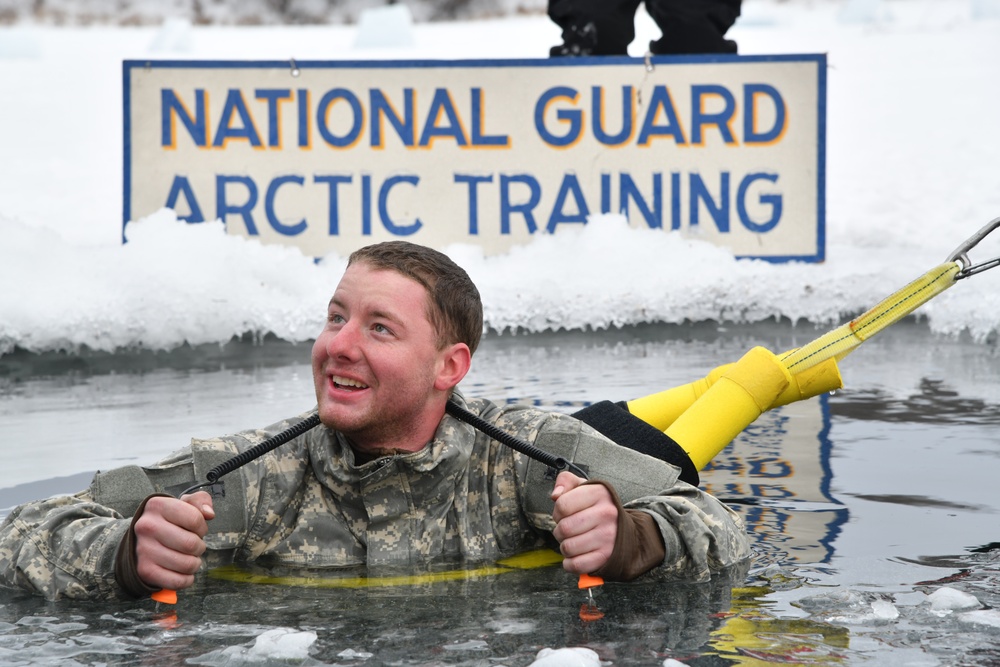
[
  {"xmin": 153, "ymin": 611, "xmax": 179, "ymax": 630},
  {"xmin": 577, "ymin": 573, "xmax": 604, "ymax": 589},
  {"xmin": 151, "ymin": 589, "xmax": 178, "ymax": 605},
  {"xmin": 579, "ymin": 603, "xmax": 605, "ymax": 622}
]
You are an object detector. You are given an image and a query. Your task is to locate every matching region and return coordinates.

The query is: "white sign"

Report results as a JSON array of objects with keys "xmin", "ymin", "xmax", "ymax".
[{"xmin": 123, "ymin": 55, "xmax": 826, "ymax": 261}]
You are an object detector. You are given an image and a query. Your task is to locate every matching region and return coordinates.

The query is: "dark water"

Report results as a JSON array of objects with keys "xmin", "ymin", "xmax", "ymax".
[{"xmin": 1, "ymin": 321, "xmax": 999, "ymax": 665}]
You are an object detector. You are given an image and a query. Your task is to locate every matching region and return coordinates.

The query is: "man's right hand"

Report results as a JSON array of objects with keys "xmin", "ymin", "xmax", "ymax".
[{"xmin": 132, "ymin": 492, "xmax": 215, "ymax": 591}]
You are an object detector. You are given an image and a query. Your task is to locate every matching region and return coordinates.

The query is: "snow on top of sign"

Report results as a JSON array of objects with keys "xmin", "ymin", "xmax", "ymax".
[{"xmin": 2, "ymin": 206, "xmax": 995, "ymax": 358}]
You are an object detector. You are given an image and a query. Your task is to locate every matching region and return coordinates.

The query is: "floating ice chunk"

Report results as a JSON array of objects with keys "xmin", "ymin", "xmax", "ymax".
[
  {"xmin": 926, "ymin": 587, "xmax": 981, "ymax": 614},
  {"xmin": 797, "ymin": 590, "xmax": 899, "ymax": 624},
  {"xmin": 531, "ymin": 647, "xmax": 602, "ymax": 666},
  {"xmin": 870, "ymin": 599, "xmax": 900, "ymax": 620},
  {"xmin": 149, "ymin": 18, "xmax": 193, "ymax": 53},
  {"xmin": 959, "ymin": 609, "xmax": 1000, "ymax": 628},
  {"xmin": 338, "ymin": 648, "xmax": 373, "ymax": 659},
  {"xmin": 249, "ymin": 628, "xmax": 317, "ymax": 660},
  {"xmin": 442, "ymin": 639, "xmax": 489, "ymax": 651},
  {"xmin": 353, "ymin": 5, "xmax": 415, "ymax": 49},
  {"xmin": 486, "ymin": 619, "xmax": 536, "ymax": 634},
  {"xmin": 188, "ymin": 628, "xmax": 318, "ymax": 664}
]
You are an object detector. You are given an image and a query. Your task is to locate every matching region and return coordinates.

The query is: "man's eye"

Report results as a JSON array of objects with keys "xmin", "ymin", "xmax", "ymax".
[
  {"xmin": 373, "ymin": 323, "xmax": 390, "ymax": 334},
  {"xmin": 328, "ymin": 313, "xmax": 345, "ymax": 324}
]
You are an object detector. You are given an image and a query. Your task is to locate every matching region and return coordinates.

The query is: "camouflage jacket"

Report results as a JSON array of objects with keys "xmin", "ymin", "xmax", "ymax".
[{"xmin": 0, "ymin": 392, "xmax": 750, "ymax": 600}]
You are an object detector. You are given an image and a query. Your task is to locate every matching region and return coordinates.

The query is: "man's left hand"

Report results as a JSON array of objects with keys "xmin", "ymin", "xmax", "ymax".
[{"xmin": 550, "ymin": 471, "xmax": 618, "ymax": 574}]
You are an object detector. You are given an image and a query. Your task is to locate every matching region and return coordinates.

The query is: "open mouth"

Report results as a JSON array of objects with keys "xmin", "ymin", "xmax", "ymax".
[{"xmin": 332, "ymin": 375, "xmax": 369, "ymax": 391}]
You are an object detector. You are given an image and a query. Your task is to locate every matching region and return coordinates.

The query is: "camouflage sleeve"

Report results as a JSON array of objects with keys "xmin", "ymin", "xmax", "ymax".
[
  {"xmin": 0, "ymin": 442, "xmax": 200, "ymax": 600},
  {"xmin": 0, "ymin": 411, "xmax": 312, "ymax": 601},
  {"xmin": 0, "ymin": 447, "xmax": 249, "ymax": 600},
  {"xmin": 626, "ymin": 484, "xmax": 751, "ymax": 583},
  {"xmin": 0, "ymin": 442, "xmax": 226, "ymax": 601},
  {"xmin": 0, "ymin": 491, "xmax": 130, "ymax": 600},
  {"xmin": 562, "ymin": 414, "xmax": 752, "ymax": 580},
  {"xmin": 499, "ymin": 406, "xmax": 751, "ymax": 581}
]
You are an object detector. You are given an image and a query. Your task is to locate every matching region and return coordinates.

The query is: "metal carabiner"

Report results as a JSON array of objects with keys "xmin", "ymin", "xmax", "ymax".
[{"xmin": 945, "ymin": 216, "xmax": 1000, "ymax": 280}]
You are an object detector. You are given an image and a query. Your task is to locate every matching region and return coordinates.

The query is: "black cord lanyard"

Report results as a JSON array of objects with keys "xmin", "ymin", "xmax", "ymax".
[{"xmin": 179, "ymin": 399, "xmax": 586, "ymax": 497}]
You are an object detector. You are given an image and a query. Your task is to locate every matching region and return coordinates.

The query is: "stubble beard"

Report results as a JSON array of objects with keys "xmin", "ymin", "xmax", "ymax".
[{"xmin": 322, "ymin": 395, "xmax": 431, "ymax": 454}]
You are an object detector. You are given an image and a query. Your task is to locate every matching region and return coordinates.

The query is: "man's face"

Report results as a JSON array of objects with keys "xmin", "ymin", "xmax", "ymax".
[{"xmin": 311, "ymin": 262, "xmax": 460, "ymax": 452}]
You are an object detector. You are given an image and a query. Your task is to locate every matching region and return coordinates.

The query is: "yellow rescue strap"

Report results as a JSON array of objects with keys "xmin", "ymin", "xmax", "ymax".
[
  {"xmin": 781, "ymin": 261, "xmax": 960, "ymax": 373},
  {"xmin": 784, "ymin": 215, "xmax": 1000, "ymax": 374},
  {"xmin": 629, "ymin": 216, "xmax": 1000, "ymax": 471},
  {"xmin": 208, "ymin": 548, "xmax": 564, "ymax": 589}
]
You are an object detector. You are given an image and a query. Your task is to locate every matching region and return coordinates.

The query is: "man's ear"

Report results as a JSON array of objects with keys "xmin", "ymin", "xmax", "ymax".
[{"xmin": 434, "ymin": 342, "xmax": 472, "ymax": 391}]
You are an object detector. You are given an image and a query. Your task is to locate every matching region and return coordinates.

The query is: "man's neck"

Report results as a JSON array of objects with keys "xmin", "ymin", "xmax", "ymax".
[
  {"xmin": 350, "ymin": 445, "xmax": 410, "ymax": 465},
  {"xmin": 343, "ymin": 404, "xmax": 446, "ymax": 459}
]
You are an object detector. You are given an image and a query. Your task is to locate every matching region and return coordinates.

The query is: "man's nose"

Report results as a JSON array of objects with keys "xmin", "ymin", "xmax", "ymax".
[{"xmin": 325, "ymin": 320, "xmax": 362, "ymax": 359}]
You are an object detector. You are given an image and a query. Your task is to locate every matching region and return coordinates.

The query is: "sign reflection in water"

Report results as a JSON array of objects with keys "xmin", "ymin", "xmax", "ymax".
[{"xmin": 702, "ymin": 394, "xmax": 848, "ymax": 566}]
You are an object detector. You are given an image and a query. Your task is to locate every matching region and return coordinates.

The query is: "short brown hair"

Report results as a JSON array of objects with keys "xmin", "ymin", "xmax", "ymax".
[{"xmin": 348, "ymin": 241, "xmax": 483, "ymax": 355}]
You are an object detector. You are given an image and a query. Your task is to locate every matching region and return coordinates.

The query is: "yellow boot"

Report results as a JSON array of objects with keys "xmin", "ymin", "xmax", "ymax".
[
  {"xmin": 658, "ymin": 347, "xmax": 816, "ymax": 470},
  {"xmin": 627, "ymin": 351, "xmax": 842, "ymax": 435}
]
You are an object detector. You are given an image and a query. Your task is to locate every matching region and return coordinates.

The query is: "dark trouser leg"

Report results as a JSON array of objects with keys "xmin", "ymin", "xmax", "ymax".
[
  {"xmin": 548, "ymin": 0, "xmax": 644, "ymax": 56},
  {"xmin": 646, "ymin": 0, "xmax": 742, "ymax": 54}
]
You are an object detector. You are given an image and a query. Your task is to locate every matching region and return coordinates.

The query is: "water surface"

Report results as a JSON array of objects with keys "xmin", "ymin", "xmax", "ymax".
[{"xmin": 1, "ymin": 321, "xmax": 998, "ymax": 665}]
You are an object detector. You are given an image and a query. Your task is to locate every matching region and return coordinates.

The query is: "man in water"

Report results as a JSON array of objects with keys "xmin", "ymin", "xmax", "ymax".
[{"xmin": 0, "ymin": 241, "xmax": 750, "ymax": 600}]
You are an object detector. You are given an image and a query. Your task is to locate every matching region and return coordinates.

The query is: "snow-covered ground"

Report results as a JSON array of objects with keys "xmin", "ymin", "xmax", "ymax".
[
  {"xmin": 0, "ymin": 0, "xmax": 548, "ymax": 26},
  {"xmin": 1, "ymin": 0, "xmax": 999, "ymax": 356}
]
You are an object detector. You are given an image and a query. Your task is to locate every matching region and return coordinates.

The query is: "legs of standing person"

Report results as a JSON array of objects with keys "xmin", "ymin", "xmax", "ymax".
[
  {"xmin": 548, "ymin": 0, "xmax": 644, "ymax": 56},
  {"xmin": 645, "ymin": 0, "xmax": 742, "ymax": 54}
]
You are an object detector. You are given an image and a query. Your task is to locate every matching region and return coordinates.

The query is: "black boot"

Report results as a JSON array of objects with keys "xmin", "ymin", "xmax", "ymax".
[
  {"xmin": 549, "ymin": 21, "xmax": 598, "ymax": 57},
  {"xmin": 649, "ymin": 31, "xmax": 737, "ymax": 55}
]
